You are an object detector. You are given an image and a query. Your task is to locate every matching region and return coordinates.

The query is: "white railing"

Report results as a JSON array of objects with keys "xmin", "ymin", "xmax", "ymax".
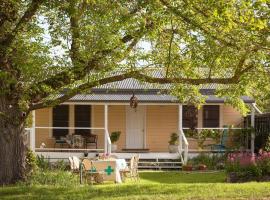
[
  {"xmin": 178, "ymin": 129, "xmax": 189, "ymax": 164},
  {"xmin": 192, "ymin": 127, "xmax": 243, "ymax": 130},
  {"xmin": 25, "ymin": 127, "xmax": 110, "ymax": 154},
  {"xmin": 182, "ymin": 127, "xmax": 251, "ymax": 152},
  {"xmin": 105, "ymin": 129, "xmax": 112, "ymax": 155}
]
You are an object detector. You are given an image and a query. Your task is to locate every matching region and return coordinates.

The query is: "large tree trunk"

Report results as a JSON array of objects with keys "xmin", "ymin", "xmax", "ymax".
[{"xmin": 0, "ymin": 98, "xmax": 27, "ymax": 185}]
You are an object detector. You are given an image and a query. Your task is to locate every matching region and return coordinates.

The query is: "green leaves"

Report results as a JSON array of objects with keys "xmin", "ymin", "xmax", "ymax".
[{"xmin": 0, "ymin": 0, "xmax": 269, "ymax": 114}]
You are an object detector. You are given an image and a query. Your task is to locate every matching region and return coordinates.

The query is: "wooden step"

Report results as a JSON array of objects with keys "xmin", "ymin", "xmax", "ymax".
[{"xmin": 126, "ymin": 158, "xmax": 182, "ymax": 170}]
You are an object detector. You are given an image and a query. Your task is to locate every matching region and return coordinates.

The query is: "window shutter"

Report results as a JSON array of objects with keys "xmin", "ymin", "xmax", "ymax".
[
  {"xmin": 203, "ymin": 105, "xmax": 220, "ymax": 128},
  {"xmin": 75, "ymin": 105, "xmax": 91, "ymax": 136},
  {"xmin": 53, "ymin": 105, "xmax": 69, "ymax": 139}
]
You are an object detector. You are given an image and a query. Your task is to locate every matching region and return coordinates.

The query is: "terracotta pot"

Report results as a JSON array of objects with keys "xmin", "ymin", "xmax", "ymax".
[
  {"xmin": 198, "ymin": 164, "xmax": 207, "ymax": 170},
  {"xmin": 183, "ymin": 165, "xmax": 193, "ymax": 171}
]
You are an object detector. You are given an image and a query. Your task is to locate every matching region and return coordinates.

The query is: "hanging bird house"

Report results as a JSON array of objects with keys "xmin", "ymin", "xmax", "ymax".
[{"xmin": 130, "ymin": 93, "xmax": 138, "ymax": 109}]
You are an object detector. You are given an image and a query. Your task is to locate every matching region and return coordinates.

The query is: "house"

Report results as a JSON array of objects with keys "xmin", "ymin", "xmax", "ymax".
[{"xmin": 28, "ymin": 76, "xmax": 259, "ymax": 164}]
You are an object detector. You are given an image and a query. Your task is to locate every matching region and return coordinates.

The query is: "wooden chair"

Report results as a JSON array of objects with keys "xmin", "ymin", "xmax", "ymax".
[
  {"xmin": 84, "ymin": 134, "xmax": 98, "ymax": 149},
  {"xmin": 81, "ymin": 159, "xmax": 104, "ymax": 184}
]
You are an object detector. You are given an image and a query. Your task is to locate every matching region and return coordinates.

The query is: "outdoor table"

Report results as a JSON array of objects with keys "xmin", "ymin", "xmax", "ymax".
[
  {"xmin": 80, "ymin": 158, "xmax": 127, "ymax": 184},
  {"xmin": 92, "ymin": 159, "xmax": 127, "ymax": 183}
]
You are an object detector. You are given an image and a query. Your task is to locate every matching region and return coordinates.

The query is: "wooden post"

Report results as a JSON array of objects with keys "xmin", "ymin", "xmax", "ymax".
[
  {"xmin": 251, "ymin": 105, "xmax": 255, "ymax": 154},
  {"xmin": 31, "ymin": 110, "xmax": 36, "ymax": 152},
  {"xmin": 178, "ymin": 104, "xmax": 183, "ymax": 153},
  {"xmin": 104, "ymin": 104, "xmax": 108, "ymax": 154}
]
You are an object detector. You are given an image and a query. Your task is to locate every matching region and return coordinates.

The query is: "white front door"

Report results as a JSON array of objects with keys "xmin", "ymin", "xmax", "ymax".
[{"xmin": 126, "ymin": 106, "xmax": 145, "ymax": 149}]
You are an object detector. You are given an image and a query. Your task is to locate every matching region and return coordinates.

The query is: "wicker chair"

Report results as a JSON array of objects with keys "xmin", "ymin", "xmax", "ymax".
[
  {"xmin": 81, "ymin": 159, "xmax": 104, "ymax": 184},
  {"xmin": 72, "ymin": 135, "xmax": 84, "ymax": 148},
  {"xmin": 120, "ymin": 155, "xmax": 140, "ymax": 182}
]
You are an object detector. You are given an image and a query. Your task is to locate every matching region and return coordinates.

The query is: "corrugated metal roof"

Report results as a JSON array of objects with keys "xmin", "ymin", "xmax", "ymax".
[
  {"xmin": 67, "ymin": 93, "xmax": 254, "ymax": 103},
  {"xmin": 95, "ymin": 78, "xmax": 219, "ymax": 90},
  {"xmin": 56, "ymin": 69, "xmax": 254, "ymax": 104}
]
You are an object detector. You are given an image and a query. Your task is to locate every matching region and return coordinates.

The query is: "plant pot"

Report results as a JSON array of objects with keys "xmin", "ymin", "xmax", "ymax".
[
  {"xmin": 183, "ymin": 165, "xmax": 193, "ymax": 171},
  {"xmin": 168, "ymin": 145, "xmax": 178, "ymax": 153},
  {"xmin": 198, "ymin": 164, "xmax": 207, "ymax": 170},
  {"xmin": 111, "ymin": 144, "xmax": 117, "ymax": 152}
]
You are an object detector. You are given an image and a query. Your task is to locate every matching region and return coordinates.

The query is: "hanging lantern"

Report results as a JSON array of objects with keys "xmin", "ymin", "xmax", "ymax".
[{"xmin": 130, "ymin": 92, "xmax": 138, "ymax": 109}]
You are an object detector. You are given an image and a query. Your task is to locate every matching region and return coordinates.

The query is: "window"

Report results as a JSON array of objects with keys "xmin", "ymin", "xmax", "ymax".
[
  {"xmin": 75, "ymin": 105, "xmax": 91, "ymax": 136},
  {"xmin": 183, "ymin": 105, "xmax": 198, "ymax": 129},
  {"xmin": 203, "ymin": 105, "xmax": 220, "ymax": 127},
  {"xmin": 53, "ymin": 105, "xmax": 69, "ymax": 139}
]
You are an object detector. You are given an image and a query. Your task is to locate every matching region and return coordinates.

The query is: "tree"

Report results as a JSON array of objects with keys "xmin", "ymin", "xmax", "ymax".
[{"xmin": 0, "ymin": 0, "xmax": 269, "ymax": 184}]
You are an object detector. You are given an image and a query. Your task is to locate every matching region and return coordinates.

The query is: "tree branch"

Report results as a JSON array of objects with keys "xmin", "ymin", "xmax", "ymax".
[
  {"xmin": 29, "ymin": 68, "xmax": 248, "ymax": 111},
  {"xmin": 0, "ymin": 0, "xmax": 44, "ymax": 51},
  {"xmin": 28, "ymin": 18, "xmax": 153, "ymax": 101},
  {"xmin": 29, "ymin": 72, "xmax": 137, "ymax": 110}
]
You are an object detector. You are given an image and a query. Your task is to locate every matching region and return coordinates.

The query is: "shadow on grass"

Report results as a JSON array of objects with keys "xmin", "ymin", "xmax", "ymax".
[
  {"xmin": 0, "ymin": 184, "xmax": 187, "ymax": 200},
  {"xmin": 0, "ymin": 172, "xmax": 227, "ymax": 200}
]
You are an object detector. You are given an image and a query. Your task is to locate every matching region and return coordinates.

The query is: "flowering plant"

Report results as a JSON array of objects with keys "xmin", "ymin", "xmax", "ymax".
[
  {"xmin": 226, "ymin": 151, "xmax": 270, "ymax": 181},
  {"xmin": 257, "ymin": 150, "xmax": 270, "ymax": 176}
]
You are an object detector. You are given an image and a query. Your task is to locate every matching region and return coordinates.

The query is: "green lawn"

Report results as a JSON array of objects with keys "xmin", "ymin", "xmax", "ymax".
[{"xmin": 1, "ymin": 171, "xmax": 270, "ymax": 200}]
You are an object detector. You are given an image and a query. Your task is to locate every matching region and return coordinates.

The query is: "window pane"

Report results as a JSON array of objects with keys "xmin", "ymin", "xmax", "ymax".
[
  {"xmin": 75, "ymin": 105, "xmax": 91, "ymax": 136},
  {"xmin": 53, "ymin": 105, "xmax": 69, "ymax": 139},
  {"xmin": 203, "ymin": 105, "xmax": 219, "ymax": 127},
  {"xmin": 183, "ymin": 105, "xmax": 198, "ymax": 129}
]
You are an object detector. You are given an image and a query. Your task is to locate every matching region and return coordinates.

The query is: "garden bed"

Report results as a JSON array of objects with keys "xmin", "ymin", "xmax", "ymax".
[
  {"xmin": 225, "ymin": 151, "xmax": 270, "ymax": 183},
  {"xmin": 227, "ymin": 172, "xmax": 270, "ymax": 183}
]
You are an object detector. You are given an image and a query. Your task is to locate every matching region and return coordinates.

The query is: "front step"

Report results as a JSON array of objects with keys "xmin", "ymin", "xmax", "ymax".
[{"xmin": 127, "ymin": 158, "xmax": 182, "ymax": 170}]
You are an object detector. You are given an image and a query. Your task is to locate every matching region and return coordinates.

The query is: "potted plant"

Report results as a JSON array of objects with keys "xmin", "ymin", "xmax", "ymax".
[
  {"xmin": 197, "ymin": 164, "xmax": 207, "ymax": 170},
  {"xmin": 197, "ymin": 129, "xmax": 215, "ymax": 149},
  {"xmin": 182, "ymin": 164, "xmax": 193, "ymax": 171},
  {"xmin": 182, "ymin": 161, "xmax": 193, "ymax": 171},
  {"xmin": 110, "ymin": 131, "xmax": 121, "ymax": 152},
  {"xmin": 168, "ymin": 132, "xmax": 179, "ymax": 153}
]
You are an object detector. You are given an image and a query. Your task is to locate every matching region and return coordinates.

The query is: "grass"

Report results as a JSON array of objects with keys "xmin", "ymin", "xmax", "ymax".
[{"xmin": 1, "ymin": 171, "xmax": 270, "ymax": 200}]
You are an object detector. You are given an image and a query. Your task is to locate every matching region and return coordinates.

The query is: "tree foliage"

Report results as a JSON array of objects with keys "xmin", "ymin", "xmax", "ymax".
[
  {"xmin": 0, "ymin": 0, "xmax": 269, "ymax": 185},
  {"xmin": 0, "ymin": 0, "xmax": 269, "ymax": 115}
]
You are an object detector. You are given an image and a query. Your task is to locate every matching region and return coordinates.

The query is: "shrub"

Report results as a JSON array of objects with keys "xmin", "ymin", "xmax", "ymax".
[
  {"xmin": 169, "ymin": 133, "xmax": 178, "ymax": 145},
  {"xmin": 25, "ymin": 149, "xmax": 38, "ymax": 176},
  {"xmin": 225, "ymin": 151, "xmax": 270, "ymax": 182},
  {"xmin": 36, "ymin": 155, "xmax": 50, "ymax": 170},
  {"xmin": 51, "ymin": 160, "xmax": 68, "ymax": 171},
  {"xmin": 196, "ymin": 129, "xmax": 221, "ymax": 149},
  {"xmin": 257, "ymin": 151, "xmax": 270, "ymax": 176},
  {"xmin": 190, "ymin": 153, "xmax": 226, "ymax": 170},
  {"xmin": 229, "ymin": 128, "xmax": 252, "ymax": 149},
  {"xmin": 110, "ymin": 131, "xmax": 121, "ymax": 144},
  {"xmin": 26, "ymin": 170, "xmax": 78, "ymax": 186},
  {"xmin": 184, "ymin": 129, "xmax": 197, "ymax": 138},
  {"xmin": 264, "ymin": 135, "xmax": 270, "ymax": 152}
]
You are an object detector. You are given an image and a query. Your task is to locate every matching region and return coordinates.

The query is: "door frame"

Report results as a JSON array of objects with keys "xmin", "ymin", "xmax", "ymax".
[{"xmin": 125, "ymin": 106, "xmax": 146, "ymax": 149}]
